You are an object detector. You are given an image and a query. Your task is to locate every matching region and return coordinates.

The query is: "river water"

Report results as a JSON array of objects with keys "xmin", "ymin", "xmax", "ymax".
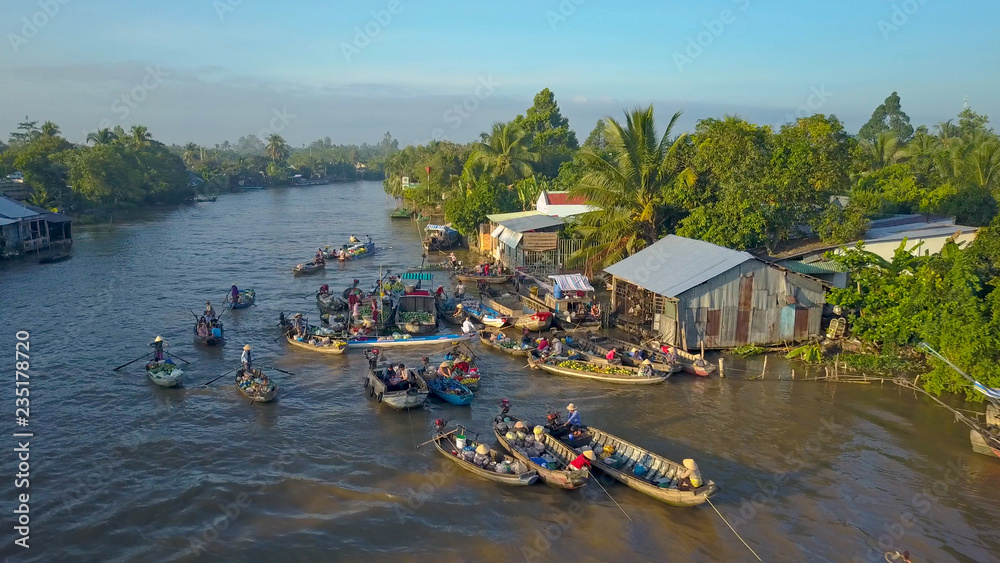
[{"xmin": 1, "ymin": 181, "xmax": 998, "ymax": 562}]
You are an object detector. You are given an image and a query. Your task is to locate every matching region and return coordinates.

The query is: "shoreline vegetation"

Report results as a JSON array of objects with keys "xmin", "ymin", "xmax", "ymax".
[{"xmin": 383, "ymin": 89, "xmax": 1000, "ymax": 404}]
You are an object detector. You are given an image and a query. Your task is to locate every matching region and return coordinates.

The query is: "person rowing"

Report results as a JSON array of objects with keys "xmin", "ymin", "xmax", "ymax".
[
  {"xmin": 204, "ymin": 300, "xmax": 217, "ymax": 322},
  {"xmin": 149, "ymin": 336, "xmax": 167, "ymax": 361},
  {"xmin": 241, "ymin": 344, "xmax": 255, "ymax": 372},
  {"xmin": 230, "ymin": 284, "xmax": 240, "ymax": 304},
  {"xmin": 349, "ymin": 234, "xmax": 360, "ymax": 243}
]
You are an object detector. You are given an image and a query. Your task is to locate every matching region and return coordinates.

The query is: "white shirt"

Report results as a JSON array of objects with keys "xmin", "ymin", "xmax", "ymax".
[
  {"xmin": 462, "ymin": 319, "xmax": 476, "ymax": 335},
  {"xmin": 241, "ymin": 350, "xmax": 253, "ymax": 364}
]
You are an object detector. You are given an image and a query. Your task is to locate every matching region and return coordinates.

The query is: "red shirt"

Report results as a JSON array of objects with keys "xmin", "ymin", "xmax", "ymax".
[
  {"xmin": 606, "ymin": 350, "xmax": 616, "ymax": 360},
  {"xmin": 569, "ymin": 454, "xmax": 592, "ymax": 470}
]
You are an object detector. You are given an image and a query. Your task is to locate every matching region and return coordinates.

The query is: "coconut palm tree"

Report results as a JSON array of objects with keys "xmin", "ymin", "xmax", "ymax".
[
  {"xmin": 86, "ymin": 128, "xmax": 116, "ymax": 146},
  {"xmin": 265, "ymin": 134, "xmax": 289, "ymax": 162},
  {"xmin": 129, "ymin": 125, "xmax": 151, "ymax": 150},
  {"xmin": 965, "ymin": 138, "xmax": 1000, "ymax": 195},
  {"xmin": 860, "ymin": 131, "xmax": 907, "ymax": 172},
  {"xmin": 470, "ymin": 121, "xmax": 539, "ymax": 182},
  {"xmin": 182, "ymin": 143, "xmax": 201, "ymax": 167},
  {"xmin": 568, "ymin": 106, "xmax": 695, "ymax": 273},
  {"xmin": 40, "ymin": 121, "xmax": 60, "ymax": 137}
]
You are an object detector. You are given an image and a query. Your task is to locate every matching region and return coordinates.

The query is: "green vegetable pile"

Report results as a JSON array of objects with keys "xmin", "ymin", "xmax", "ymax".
[
  {"xmin": 557, "ymin": 360, "xmax": 635, "ymax": 376},
  {"xmin": 399, "ymin": 311, "xmax": 434, "ymax": 324}
]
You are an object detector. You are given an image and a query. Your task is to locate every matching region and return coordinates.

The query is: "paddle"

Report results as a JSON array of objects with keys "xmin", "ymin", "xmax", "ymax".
[
  {"xmin": 166, "ymin": 351, "xmax": 190, "ymax": 364},
  {"xmin": 263, "ymin": 366, "xmax": 297, "ymax": 377},
  {"xmin": 416, "ymin": 428, "xmax": 459, "ymax": 448},
  {"xmin": 113, "ymin": 352, "xmax": 152, "ymax": 371},
  {"xmin": 202, "ymin": 367, "xmax": 238, "ymax": 387}
]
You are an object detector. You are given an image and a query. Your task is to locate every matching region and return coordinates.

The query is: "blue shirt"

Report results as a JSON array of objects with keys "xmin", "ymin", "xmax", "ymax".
[{"xmin": 567, "ymin": 410, "xmax": 582, "ymax": 426}]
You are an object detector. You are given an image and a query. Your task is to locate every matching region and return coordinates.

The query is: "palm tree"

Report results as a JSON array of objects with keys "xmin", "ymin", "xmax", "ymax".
[
  {"xmin": 182, "ymin": 143, "xmax": 201, "ymax": 167},
  {"xmin": 965, "ymin": 138, "xmax": 1000, "ymax": 195},
  {"xmin": 569, "ymin": 106, "xmax": 695, "ymax": 273},
  {"xmin": 935, "ymin": 120, "xmax": 960, "ymax": 146},
  {"xmin": 265, "ymin": 134, "xmax": 289, "ymax": 162},
  {"xmin": 470, "ymin": 121, "xmax": 539, "ymax": 181},
  {"xmin": 40, "ymin": 121, "xmax": 60, "ymax": 137},
  {"xmin": 860, "ymin": 131, "xmax": 906, "ymax": 172},
  {"xmin": 86, "ymin": 128, "xmax": 116, "ymax": 146},
  {"xmin": 129, "ymin": 125, "xmax": 151, "ymax": 150}
]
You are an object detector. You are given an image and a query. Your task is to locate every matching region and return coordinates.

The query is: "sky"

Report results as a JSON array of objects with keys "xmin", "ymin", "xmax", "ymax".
[{"xmin": 1, "ymin": 0, "xmax": 998, "ymax": 148}]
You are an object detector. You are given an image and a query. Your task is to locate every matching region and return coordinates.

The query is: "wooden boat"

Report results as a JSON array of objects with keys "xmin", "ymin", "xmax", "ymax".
[
  {"xmin": 683, "ymin": 361, "xmax": 716, "ymax": 377},
  {"xmin": 38, "ymin": 251, "xmax": 71, "ymax": 264},
  {"xmin": 347, "ymin": 332, "xmax": 473, "ymax": 349},
  {"xmin": 483, "ymin": 295, "xmax": 552, "ymax": 331},
  {"xmin": 226, "ymin": 288, "xmax": 255, "ymax": 310},
  {"xmin": 364, "ymin": 367, "xmax": 429, "ymax": 409},
  {"xmin": 145, "ymin": 361, "xmax": 183, "ymax": 387},
  {"xmin": 293, "ymin": 260, "xmax": 325, "ymax": 275},
  {"xmin": 433, "ymin": 431, "xmax": 538, "ymax": 486},
  {"xmin": 970, "ymin": 403, "xmax": 1000, "ymax": 458},
  {"xmin": 572, "ymin": 336, "xmax": 683, "ymax": 375},
  {"xmin": 557, "ymin": 426, "xmax": 719, "ymax": 507},
  {"xmin": 193, "ymin": 321, "xmax": 224, "ymax": 346},
  {"xmin": 285, "ymin": 333, "xmax": 347, "ymax": 354},
  {"xmin": 396, "ymin": 289, "xmax": 438, "ymax": 335},
  {"xmin": 454, "ymin": 273, "xmax": 512, "ymax": 284},
  {"xmin": 426, "ymin": 376, "xmax": 474, "ymax": 405},
  {"xmin": 479, "ymin": 329, "xmax": 532, "ymax": 356},
  {"xmin": 320, "ymin": 312, "xmax": 349, "ymax": 331},
  {"xmin": 317, "ymin": 293, "xmax": 347, "ymax": 314},
  {"xmin": 494, "ymin": 414, "xmax": 589, "ymax": 489},
  {"xmin": 236, "ymin": 368, "xmax": 278, "ymax": 403},
  {"xmin": 327, "ymin": 241, "xmax": 378, "ymax": 262},
  {"xmin": 457, "ymin": 300, "xmax": 508, "ymax": 328},
  {"xmin": 389, "ymin": 208, "xmax": 412, "ymax": 219},
  {"xmin": 436, "ymin": 296, "xmax": 464, "ymax": 326},
  {"xmin": 423, "ymin": 224, "xmax": 461, "ymax": 251},
  {"xmin": 526, "ymin": 354, "xmax": 669, "ymax": 385}
]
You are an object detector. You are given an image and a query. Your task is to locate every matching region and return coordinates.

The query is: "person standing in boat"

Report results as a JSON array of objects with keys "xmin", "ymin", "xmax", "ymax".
[
  {"xmin": 149, "ymin": 336, "xmax": 167, "ymax": 361},
  {"xmin": 241, "ymin": 344, "xmax": 255, "ymax": 372},
  {"xmin": 204, "ymin": 300, "xmax": 217, "ymax": 322},
  {"xmin": 454, "ymin": 281, "xmax": 466, "ymax": 299},
  {"xmin": 448, "ymin": 252, "xmax": 457, "ymax": 269},
  {"xmin": 230, "ymin": 285, "xmax": 240, "ymax": 305}
]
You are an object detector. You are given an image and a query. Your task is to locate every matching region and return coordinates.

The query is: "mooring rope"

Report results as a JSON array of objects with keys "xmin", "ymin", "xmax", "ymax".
[
  {"xmin": 707, "ymin": 498, "xmax": 763, "ymax": 561},
  {"xmin": 592, "ymin": 475, "xmax": 632, "ymax": 522}
]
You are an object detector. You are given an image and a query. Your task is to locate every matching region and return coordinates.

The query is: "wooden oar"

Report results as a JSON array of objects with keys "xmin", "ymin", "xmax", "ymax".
[
  {"xmin": 113, "ymin": 352, "xmax": 152, "ymax": 371},
  {"xmin": 202, "ymin": 367, "xmax": 238, "ymax": 387},
  {"xmin": 263, "ymin": 366, "xmax": 297, "ymax": 377},
  {"xmin": 166, "ymin": 351, "xmax": 191, "ymax": 364},
  {"xmin": 415, "ymin": 428, "xmax": 459, "ymax": 448}
]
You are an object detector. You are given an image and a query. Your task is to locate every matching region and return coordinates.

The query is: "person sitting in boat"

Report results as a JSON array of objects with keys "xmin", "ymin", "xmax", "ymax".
[
  {"xmin": 149, "ymin": 336, "xmax": 167, "ymax": 361},
  {"xmin": 520, "ymin": 330, "xmax": 533, "ymax": 349},
  {"xmin": 536, "ymin": 337, "xmax": 550, "ymax": 354},
  {"xmin": 319, "ymin": 284, "xmax": 330, "ymax": 297},
  {"xmin": 197, "ymin": 320, "xmax": 209, "ymax": 339},
  {"xmin": 526, "ymin": 426, "xmax": 547, "ymax": 457},
  {"xmin": 350, "ymin": 234, "xmax": 360, "ymax": 243},
  {"xmin": 204, "ymin": 300, "xmax": 217, "ymax": 322},
  {"xmin": 483, "ymin": 262, "xmax": 490, "ymax": 277},
  {"xmin": 677, "ymin": 458, "xmax": 703, "ymax": 491},
  {"xmin": 605, "ymin": 347, "xmax": 622, "ymax": 365},
  {"xmin": 448, "ymin": 252, "xmax": 457, "ymax": 268},
  {"xmin": 590, "ymin": 302, "xmax": 601, "ymax": 318},
  {"xmin": 660, "ymin": 345, "xmax": 677, "ymax": 363},
  {"xmin": 241, "ymin": 344, "xmax": 254, "ymax": 372},
  {"xmin": 568, "ymin": 448, "xmax": 596, "ymax": 471},
  {"xmin": 638, "ymin": 359, "xmax": 656, "ymax": 378},
  {"xmin": 461, "ymin": 317, "xmax": 477, "ymax": 336},
  {"xmin": 437, "ymin": 360, "xmax": 454, "ymax": 378},
  {"xmin": 417, "ymin": 357, "xmax": 431, "ymax": 377},
  {"xmin": 561, "ymin": 403, "xmax": 583, "ymax": 433},
  {"xmin": 473, "ymin": 444, "xmax": 492, "ymax": 469},
  {"xmin": 548, "ymin": 338, "xmax": 564, "ymax": 357}
]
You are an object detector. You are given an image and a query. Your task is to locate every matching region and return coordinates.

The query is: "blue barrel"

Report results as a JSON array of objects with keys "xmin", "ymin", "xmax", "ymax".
[{"xmin": 553, "ymin": 283, "xmax": 563, "ymax": 299}]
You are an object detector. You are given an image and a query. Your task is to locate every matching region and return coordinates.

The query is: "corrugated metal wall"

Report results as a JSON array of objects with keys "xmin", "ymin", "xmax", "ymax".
[{"xmin": 674, "ymin": 260, "xmax": 825, "ymax": 349}]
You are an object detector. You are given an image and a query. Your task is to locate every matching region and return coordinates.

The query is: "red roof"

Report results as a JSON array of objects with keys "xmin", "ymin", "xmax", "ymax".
[{"xmin": 545, "ymin": 192, "xmax": 588, "ymax": 206}]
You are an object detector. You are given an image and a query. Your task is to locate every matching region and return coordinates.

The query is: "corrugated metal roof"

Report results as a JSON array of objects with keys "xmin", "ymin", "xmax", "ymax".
[
  {"xmin": 486, "ymin": 210, "xmax": 540, "ymax": 223},
  {"xmin": 0, "ymin": 217, "xmax": 18, "ymax": 226},
  {"xmin": 498, "ymin": 214, "xmax": 563, "ymax": 233},
  {"xmin": 604, "ymin": 235, "xmax": 754, "ymax": 297},
  {"xmin": 866, "ymin": 224, "xmax": 978, "ymax": 243},
  {"xmin": 0, "ymin": 197, "xmax": 39, "ymax": 219},
  {"xmin": 549, "ymin": 274, "xmax": 594, "ymax": 292},
  {"xmin": 497, "ymin": 226, "xmax": 523, "ymax": 248},
  {"xmin": 779, "ymin": 260, "xmax": 845, "ymax": 275}
]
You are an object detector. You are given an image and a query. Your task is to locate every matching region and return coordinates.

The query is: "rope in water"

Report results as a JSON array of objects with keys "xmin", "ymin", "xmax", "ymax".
[
  {"xmin": 707, "ymin": 498, "xmax": 762, "ymax": 561},
  {"xmin": 592, "ymin": 474, "xmax": 632, "ymax": 522}
]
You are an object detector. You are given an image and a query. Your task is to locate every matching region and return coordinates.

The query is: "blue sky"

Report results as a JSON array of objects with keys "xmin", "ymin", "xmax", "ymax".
[{"xmin": 2, "ymin": 0, "xmax": 998, "ymax": 146}]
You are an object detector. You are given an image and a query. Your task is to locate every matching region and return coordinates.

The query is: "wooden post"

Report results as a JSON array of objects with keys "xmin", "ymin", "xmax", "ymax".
[
  {"xmin": 791, "ymin": 369, "xmax": 795, "ymax": 380},
  {"xmin": 718, "ymin": 357, "xmax": 725, "ymax": 378},
  {"xmin": 761, "ymin": 355, "xmax": 768, "ymax": 380},
  {"xmin": 700, "ymin": 339, "xmax": 705, "ymax": 359}
]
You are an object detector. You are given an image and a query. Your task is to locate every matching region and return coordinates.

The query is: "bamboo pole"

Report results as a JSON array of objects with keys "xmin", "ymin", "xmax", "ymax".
[
  {"xmin": 718, "ymin": 358, "xmax": 725, "ymax": 378},
  {"xmin": 761, "ymin": 355, "xmax": 768, "ymax": 380}
]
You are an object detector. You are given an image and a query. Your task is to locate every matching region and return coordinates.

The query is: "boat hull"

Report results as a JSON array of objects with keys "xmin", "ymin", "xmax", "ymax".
[
  {"xmin": 427, "ymin": 377, "xmax": 474, "ymax": 405},
  {"xmin": 365, "ymin": 368, "xmax": 429, "ymax": 410},
  {"xmin": 494, "ymin": 415, "xmax": 588, "ymax": 490},
  {"xmin": 479, "ymin": 330, "xmax": 531, "ymax": 356},
  {"xmin": 293, "ymin": 262, "xmax": 325, "ymax": 275},
  {"xmin": 433, "ymin": 433, "xmax": 539, "ymax": 486},
  {"xmin": 236, "ymin": 369, "xmax": 278, "ymax": 402},
  {"xmin": 228, "ymin": 289, "xmax": 255, "ymax": 310},
  {"xmin": 317, "ymin": 294, "xmax": 347, "ymax": 314},
  {"xmin": 285, "ymin": 334, "xmax": 347, "ymax": 354},
  {"xmin": 455, "ymin": 274, "xmax": 511, "ymax": 284},
  {"xmin": 347, "ymin": 333, "xmax": 472, "ymax": 349},
  {"xmin": 145, "ymin": 363, "xmax": 182, "ymax": 387},
  {"xmin": 527, "ymin": 355, "xmax": 668, "ymax": 385}
]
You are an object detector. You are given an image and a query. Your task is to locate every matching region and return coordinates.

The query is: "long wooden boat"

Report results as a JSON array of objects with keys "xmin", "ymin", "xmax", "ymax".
[
  {"xmin": 437, "ymin": 297, "xmax": 464, "ymax": 326},
  {"xmin": 38, "ymin": 251, "xmax": 71, "ymax": 264},
  {"xmin": 526, "ymin": 354, "xmax": 669, "ymax": 385},
  {"xmin": 457, "ymin": 301, "xmax": 507, "ymax": 328},
  {"xmin": 970, "ymin": 403, "xmax": 1000, "ymax": 458},
  {"xmin": 364, "ymin": 367, "xmax": 429, "ymax": 409},
  {"xmin": 494, "ymin": 414, "xmax": 589, "ymax": 489},
  {"xmin": 571, "ymin": 337, "xmax": 682, "ymax": 375},
  {"xmin": 226, "ymin": 288, "xmax": 255, "ymax": 310},
  {"xmin": 347, "ymin": 332, "xmax": 473, "ymax": 349},
  {"xmin": 329, "ymin": 241, "xmax": 378, "ymax": 262},
  {"xmin": 423, "ymin": 224, "xmax": 461, "ymax": 251},
  {"xmin": 293, "ymin": 260, "xmax": 325, "ymax": 275},
  {"xmin": 390, "ymin": 208, "xmax": 412, "ymax": 219},
  {"xmin": 557, "ymin": 426, "xmax": 719, "ymax": 507},
  {"xmin": 145, "ymin": 361, "xmax": 183, "ymax": 387},
  {"xmin": 236, "ymin": 368, "xmax": 278, "ymax": 403},
  {"xmin": 479, "ymin": 329, "xmax": 532, "ymax": 357},
  {"xmin": 396, "ymin": 291, "xmax": 438, "ymax": 335},
  {"xmin": 284, "ymin": 333, "xmax": 347, "ymax": 354},
  {"xmin": 433, "ymin": 432, "xmax": 539, "ymax": 486},
  {"xmin": 454, "ymin": 273, "xmax": 511, "ymax": 284},
  {"xmin": 682, "ymin": 361, "xmax": 716, "ymax": 377},
  {"xmin": 317, "ymin": 293, "xmax": 347, "ymax": 314},
  {"xmin": 426, "ymin": 376, "xmax": 474, "ymax": 405},
  {"xmin": 193, "ymin": 321, "xmax": 224, "ymax": 346},
  {"xmin": 482, "ymin": 295, "xmax": 553, "ymax": 331}
]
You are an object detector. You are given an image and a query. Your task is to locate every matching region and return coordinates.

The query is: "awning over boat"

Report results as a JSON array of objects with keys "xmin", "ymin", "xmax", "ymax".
[
  {"xmin": 401, "ymin": 272, "xmax": 434, "ymax": 281},
  {"xmin": 425, "ymin": 224, "xmax": 455, "ymax": 232},
  {"xmin": 549, "ymin": 274, "xmax": 594, "ymax": 292}
]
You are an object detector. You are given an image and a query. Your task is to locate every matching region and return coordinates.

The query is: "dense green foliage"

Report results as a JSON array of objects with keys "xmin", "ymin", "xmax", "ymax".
[{"xmin": 826, "ymin": 223, "xmax": 1000, "ymax": 401}]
